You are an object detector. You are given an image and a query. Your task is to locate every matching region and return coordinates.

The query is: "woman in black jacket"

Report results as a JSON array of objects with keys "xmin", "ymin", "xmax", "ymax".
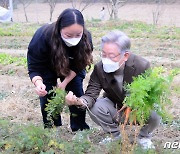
[{"xmin": 27, "ymin": 8, "xmax": 93, "ymax": 130}]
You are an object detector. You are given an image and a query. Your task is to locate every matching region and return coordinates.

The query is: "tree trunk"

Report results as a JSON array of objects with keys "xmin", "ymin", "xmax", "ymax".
[
  {"xmin": 48, "ymin": 0, "xmax": 57, "ymax": 22},
  {"xmin": 110, "ymin": 10, "xmax": 113, "ymax": 19},
  {"xmin": 113, "ymin": 5, "xmax": 118, "ymax": 19},
  {"xmin": 109, "ymin": 0, "xmax": 118, "ymax": 19},
  {"xmin": 13, "ymin": 0, "xmax": 18, "ymax": 9},
  {"xmin": 22, "ymin": 4, "xmax": 28, "ymax": 22},
  {"xmin": 50, "ymin": 7, "xmax": 53, "ymax": 22}
]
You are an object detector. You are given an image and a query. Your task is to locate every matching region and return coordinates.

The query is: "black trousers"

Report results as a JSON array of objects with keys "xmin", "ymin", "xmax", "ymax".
[{"xmin": 40, "ymin": 70, "xmax": 89, "ymax": 131}]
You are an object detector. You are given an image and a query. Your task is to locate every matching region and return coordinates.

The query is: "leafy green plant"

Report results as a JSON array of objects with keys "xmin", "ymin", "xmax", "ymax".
[
  {"xmin": 14, "ymin": 125, "xmax": 50, "ymax": 153},
  {"xmin": 45, "ymin": 88, "xmax": 66, "ymax": 122},
  {"xmin": 63, "ymin": 130, "xmax": 94, "ymax": 154},
  {"xmin": 0, "ymin": 53, "xmax": 27, "ymax": 67},
  {"xmin": 0, "ymin": 120, "xmax": 52, "ymax": 153},
  {"xmin": 123, "ymin": 67, "xmax": 178, "ymax": 125},
  {"xmin": 0, "ymin": 23, "xmax": 40, "ymax": 36}
]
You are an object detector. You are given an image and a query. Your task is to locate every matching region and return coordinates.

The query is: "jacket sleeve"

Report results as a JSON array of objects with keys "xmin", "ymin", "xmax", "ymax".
[
  {"xmin": 27, "ymin": 26, "xmax": 50, "ymax": 80},
  {"xmin": 134, "ymin": 57, "xmax": 151, "ymax": 77},
  {"xmin": 80, "ymin": 64, "xmax": 102, "ymax": 108}
]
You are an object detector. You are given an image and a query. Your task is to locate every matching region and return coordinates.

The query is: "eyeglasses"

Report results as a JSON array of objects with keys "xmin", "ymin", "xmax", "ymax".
[{"xmin": 101, "ymin": 52, "xmax": 120, "ymax": 60}]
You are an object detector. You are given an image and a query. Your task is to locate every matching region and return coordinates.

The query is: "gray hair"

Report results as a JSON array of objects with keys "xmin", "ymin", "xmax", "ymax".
[{"xmin": 101, "ymin": 30, "xmax": 131, "ymax": 53}]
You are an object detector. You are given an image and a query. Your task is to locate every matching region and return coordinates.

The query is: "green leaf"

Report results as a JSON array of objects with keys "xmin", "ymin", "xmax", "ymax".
[
  {"xmin": 123, "ymin": 66, "xmax": 178, "ymax": 125},
  {"xmin": 45, "ymin": 88, "xmax": 66, "ymax": 122}
]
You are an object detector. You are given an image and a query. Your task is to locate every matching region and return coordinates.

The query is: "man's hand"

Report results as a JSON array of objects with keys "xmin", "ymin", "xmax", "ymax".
[{"xmin": 65, "ymin": 91, "xmax": 83, "ymax": 106}]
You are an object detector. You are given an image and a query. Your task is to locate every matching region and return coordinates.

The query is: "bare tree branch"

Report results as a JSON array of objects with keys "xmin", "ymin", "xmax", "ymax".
[
  {"xmin": 1, "ymin": 0, "xmax": 9, "ymax": 9},
  {"xmin": 18, "ymin": 0, "xmax": 32, "ymax": 22},
  {"xmin": 18, "ymin": 0, "xmax": 32, "ymax": 8},
  {"xmin": 70, "ymin": 0, "xmax": 76, "ymax": 8},
  {"xmin": 108, "ymin": 0, "xmax": 128, "ymax": 19},
  {"xmin": 117, "ymin": 0, "xmax": 128, "ymax": 8},
  {"xmin": 70, "ymin": 0, "xmax": 96, "ymax": 12},
  {"xmin": 152, "ymin": 0, "xmax": 164, "ymax": 25},
  {"xmin": 46, "ymin": 0, "xmax": 58, "ymax": 22}
]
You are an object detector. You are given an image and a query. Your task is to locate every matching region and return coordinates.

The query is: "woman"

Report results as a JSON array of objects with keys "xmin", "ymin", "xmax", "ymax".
[{"xmin": 27, "ymin": 8, "xmax": 93, "ymax": 131}]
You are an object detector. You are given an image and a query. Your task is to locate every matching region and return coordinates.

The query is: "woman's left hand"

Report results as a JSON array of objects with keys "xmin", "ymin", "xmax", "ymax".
[{"xmin": 57, "ymin": 81, "xmax": 67, "ymax": 90}]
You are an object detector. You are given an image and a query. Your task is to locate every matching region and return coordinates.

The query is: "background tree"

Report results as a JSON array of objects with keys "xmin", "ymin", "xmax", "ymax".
[
  {"xmin": 13, "ymin": 0, "xmax": 18, "ymax": 9},
  {"xmin": 106, "ymin": 0, "xmax": 128, "ymax": 19},
  {"xmin": 152, "ymin": 0, "xmax": 164, "ymax": 25},
  {"xmin": 0, "ymin": 0, "xmax": 9, "ymax": 8},
  {"xmin": 70, "ymin": 0, "xmax": 97, "ymax": 12},
  {"xmin": 46, "ymin": 0, "xmax": 58, "ymax": 22},
  {"xmin": 18, "ymin": 0, "xmax": 32, "ymax": 22}
]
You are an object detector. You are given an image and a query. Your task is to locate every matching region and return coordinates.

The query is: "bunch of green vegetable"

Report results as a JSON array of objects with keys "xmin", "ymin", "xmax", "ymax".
[
  {"xmin": 123, "ymin": 67, "xmax": 178, "ymax": 125},
  {"xmin": 0, "ymin": 53, "xmax": 27, "ymax": 67},
  {"xmin": 45, "ymin": 88, "xmax": 66, "ymax": 122}
]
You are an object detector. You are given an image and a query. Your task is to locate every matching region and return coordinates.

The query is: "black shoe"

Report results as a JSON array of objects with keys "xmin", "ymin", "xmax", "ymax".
[
  {"xmin": 80, "ymin": 122, "xmax": 90, "ymax": 131},
  {"xmin": 71, "ymin": 122, "xmax": 90, "ymax": 132}
]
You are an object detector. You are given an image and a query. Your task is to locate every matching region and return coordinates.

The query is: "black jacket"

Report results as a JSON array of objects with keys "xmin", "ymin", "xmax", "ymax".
[{"xmin": 27, "ymin": 23, "xmax": 93, "ymax": 82}]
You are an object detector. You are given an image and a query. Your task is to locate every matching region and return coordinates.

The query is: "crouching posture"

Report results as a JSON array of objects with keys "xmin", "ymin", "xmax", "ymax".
[{"xmin": 65, "ymin": 31, "xmax": 160, "ymax": 149}]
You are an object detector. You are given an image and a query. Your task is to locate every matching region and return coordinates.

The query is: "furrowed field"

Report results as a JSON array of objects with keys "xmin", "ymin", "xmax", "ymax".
[{"xmin": 0, "ymin": 20, "xmax": 180, "ymax": 153}]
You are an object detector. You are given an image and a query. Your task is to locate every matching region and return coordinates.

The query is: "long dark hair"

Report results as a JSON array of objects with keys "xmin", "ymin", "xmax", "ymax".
[{"xmin": 51, "ymin": 8, "xmax": 93, "ymax": 76}]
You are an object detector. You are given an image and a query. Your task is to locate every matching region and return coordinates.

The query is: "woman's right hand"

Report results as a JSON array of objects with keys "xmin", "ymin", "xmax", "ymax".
[{"xmin": 34, "ymin": 80, "xmax": 47, "ymax": 97}]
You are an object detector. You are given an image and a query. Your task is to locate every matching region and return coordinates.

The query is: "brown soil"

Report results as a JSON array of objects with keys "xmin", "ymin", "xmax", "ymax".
[
  {"xmin": 0, "ymin": 48, "xmax": 179, "ymax": 152},
  {"xmin": 0, "ymin": 3, "xmax": 180, "ymax": 152}
]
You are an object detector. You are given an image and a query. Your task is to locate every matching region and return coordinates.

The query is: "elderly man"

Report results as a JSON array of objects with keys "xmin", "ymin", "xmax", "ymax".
[{"xmin": 65, "ymin": 31, "xmax": 160, "ymax": 149}]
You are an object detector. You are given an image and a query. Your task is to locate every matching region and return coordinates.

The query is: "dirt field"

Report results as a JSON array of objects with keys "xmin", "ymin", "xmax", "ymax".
[
  {"xmin": 0, "ymin": 46, "xmax": 180, "ymax": 153},
  {"xmin": 13, "ymin": 3, "xmax": 180, "ymax": 27},
  {"xmin": 0, "ymin": 3, "xmax": 180, "ymax": 153}
]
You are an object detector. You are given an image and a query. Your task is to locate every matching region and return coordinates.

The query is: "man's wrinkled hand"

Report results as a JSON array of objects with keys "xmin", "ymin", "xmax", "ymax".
[
  {"xmin": 65, "ymin": 91, "xmax": 78, "ymax": 106},
  {"xmin": 65, "ymin": 91, "xmax": 83, "ymax": 106}
]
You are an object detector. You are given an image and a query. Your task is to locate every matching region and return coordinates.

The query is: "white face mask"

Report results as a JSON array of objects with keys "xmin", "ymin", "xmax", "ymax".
[
  {"xmin": 61, "ymin": 34, "xmax": 82, "ymax": 47},
  {"xmin": 102, "ymin": 57, "xmax": 124, "ymax": 73}
]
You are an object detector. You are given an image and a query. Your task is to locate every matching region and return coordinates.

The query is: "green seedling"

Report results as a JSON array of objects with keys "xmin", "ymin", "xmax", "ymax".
[{"xmin": 45, "ymin": 88, "xmax": 66, "ymax": 123}]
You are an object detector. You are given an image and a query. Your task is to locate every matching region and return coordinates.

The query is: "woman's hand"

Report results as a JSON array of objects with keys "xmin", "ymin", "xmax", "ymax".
[
  {"xmin": 57, "ymin": 81, "xmax": 67, "ymax": 90},
  {"xmin": 35, "ymin": 80, "xmax": 47, "ymax": 97},
  {"xmin": 65, "ymin": 91, "xmax": 83, "ymax": 106},
  {"xmin": 58, "ymin": 70, "xmax": 76, "ymax": 90}
]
